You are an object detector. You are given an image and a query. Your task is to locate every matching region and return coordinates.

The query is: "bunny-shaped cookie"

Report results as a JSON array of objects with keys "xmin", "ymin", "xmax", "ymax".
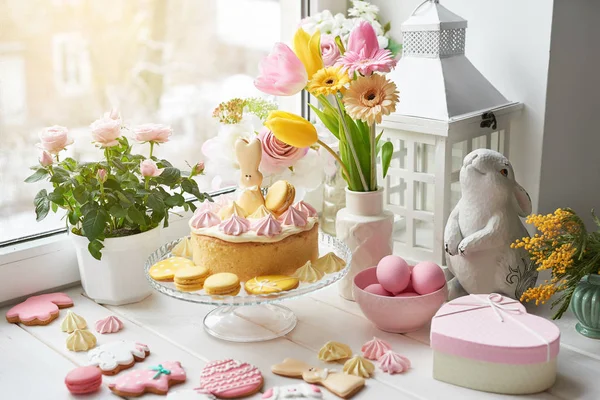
[
  {"xmin": 235, "ymin": 138, "xmax": 265, "ymax": 214},
  {"xmin": 271, "ymin": 358, "xmax": 364, "ymax": 399},
  {"xmin": 444, "ymin": 149, "xmax": 538, "ymax": 301}
]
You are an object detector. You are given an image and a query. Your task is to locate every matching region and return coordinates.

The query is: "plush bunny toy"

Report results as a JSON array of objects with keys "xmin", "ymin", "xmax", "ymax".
[{"xmin": 444, "ymin": 149, "xmax": 538, "ymax": 301}]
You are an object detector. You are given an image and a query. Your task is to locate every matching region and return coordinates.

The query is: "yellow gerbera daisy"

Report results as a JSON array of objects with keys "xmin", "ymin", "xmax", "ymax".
[
  {"xmin": 307, "ymin": 66, "xmax": 350, "ymax": 96},
  {"xmin": 343, "ymin": 74, "xmax": 399, "ymax": 125}
]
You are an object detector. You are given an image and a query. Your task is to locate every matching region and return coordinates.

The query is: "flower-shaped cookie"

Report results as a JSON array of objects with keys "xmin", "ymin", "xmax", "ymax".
[{"xmin": 6, "ymin": 293, "xmax": 73, "ymax": 326}]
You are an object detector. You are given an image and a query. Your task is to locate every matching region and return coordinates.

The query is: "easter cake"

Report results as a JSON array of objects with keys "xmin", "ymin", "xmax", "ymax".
[{"xmin": 188, "ymin": 138, "xmax": 319, "ymax": 282}]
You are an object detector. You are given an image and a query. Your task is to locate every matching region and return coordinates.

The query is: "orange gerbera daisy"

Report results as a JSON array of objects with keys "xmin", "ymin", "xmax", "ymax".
[{"xmin": 343, "ymin": 74, "xmax": 399, "ymax": 125}]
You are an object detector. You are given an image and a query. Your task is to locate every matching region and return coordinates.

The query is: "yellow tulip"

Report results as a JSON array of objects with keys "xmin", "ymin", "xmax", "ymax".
[
  {"xmin": 293, "ymin": 28, "xmax": 323, "ymax": 80},
  {"xmin": 264, "ymin": 111, "xmax": 318, "ymax": 148}
]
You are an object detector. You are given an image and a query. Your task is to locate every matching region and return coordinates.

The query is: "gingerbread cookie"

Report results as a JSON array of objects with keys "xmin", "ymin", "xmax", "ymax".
[
  {"xmin": 199, "ymin": 359, "xmax": 263, "ymax": 399},
  {"xmin": 245, "ymin": 275, "xmax": 299, "ymax": 295},
  {"xmin": 88, "ymin": 341, "xmax": 150, "ymax": 375},
  {"xmin": 6, "ymin": 292, "xmax": 73, "ymax": 325},
  {"xmin": 262, "ymin": 384, "xmax": 323, "ymax": 399},
  {"xmin": 108, "ymin": 361, "xmax": 186, "ymax": 397},
  {"xmin": 272, "ymin": 358, "xmax": 365, "ymax": 399}
]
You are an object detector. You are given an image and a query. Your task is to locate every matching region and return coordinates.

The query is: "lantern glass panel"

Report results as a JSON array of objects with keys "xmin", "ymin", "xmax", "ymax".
[
  {"xmin": 387, "ymin": 176, "xmax": 407, "ymax": 208},
  {"xmin": 390, "ymin": 138, "xmax": 408, "ymax": 169},
  {"xmin": 415, "ymin": 142, "xmax": 435, "ymax": 173},
  {"xmin": 414, "ymin": 219, "xmax": 434, "ymax": 250},
  {"xmin": 414, "ymin": 181, "xmax": 434, "ymax": 212}
]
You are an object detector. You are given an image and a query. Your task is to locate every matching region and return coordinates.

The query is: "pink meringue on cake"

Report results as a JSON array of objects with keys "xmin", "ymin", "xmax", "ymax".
[
  {"xmin": 190, "ymin": 209, "xmax": 221, "ymax": 229},
  {"xmin": 293, "ymin": 201, "xmax": 318, "ymax": 217},
  {"xmin": 378, "ymin": 350, "xmax": 411, "ymax": 374},
  {"xmin": 279, "ymin": 206, "xmax": 308, "ymax": 227},
  {"xmin": 95, "ymin": 316, "xmax": 123, "ymax": 334},
  {"xmin": 219, "ymin": 214, "xmax": 250, "ymax": 236},
  {"xmin": 361, "ymin": 337, "xmax": 392, "ymax": 360},
  {"xmin": 252, "ymin": 214, "xmax": 282, "ymax": 237}
]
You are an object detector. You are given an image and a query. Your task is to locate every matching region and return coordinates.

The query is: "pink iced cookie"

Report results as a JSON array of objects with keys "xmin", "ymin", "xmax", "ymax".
[
  {"xmin": 263, "ymin": 384, "xmax": 323, "ymax": 399},
  {"xmin": 411, "ymin": 261, "xmax": 446, "ymax": 295},
  {"xmin": 363, "ymin": 284, "xmax": 392, "ymax": 296},
  {"xmin": 65, "ymin": 366, "xmax": 102, "ymax": 394},
  {"xmin": 199, "ymin": 359, "xmax": 264, "ymax": 399},
  {"xmin": 108, "ymin": 361, "xmax": 186, "ymax": 397},
  {"xmin": 6, "ymin": 293, "xmax": 73, "ymax": 325},
  {"xmin": 376, "ymin": 256, "xmax": 411, "ymax": 294}
]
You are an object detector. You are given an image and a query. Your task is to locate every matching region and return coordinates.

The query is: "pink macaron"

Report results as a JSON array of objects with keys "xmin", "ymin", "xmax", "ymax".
[
  {"xmin": 411, "ymin": 261, "xmax": 446, "ymax": 295},
  {"xmin": 376, "ymin": 255, "xmax": 411, "ymax": 294},
  {"xmin": 65, "ymin": 366, "xmax": 102, "ymax": 395},
  {"xmin": 364, "ymin": 283, "xmax": 393, "ymax": 296}
]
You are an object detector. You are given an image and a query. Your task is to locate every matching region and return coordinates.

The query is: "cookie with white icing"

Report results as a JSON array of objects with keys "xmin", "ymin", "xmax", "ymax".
[
  {"xmin": 88, "ymin": 341, "xmax": 150, "ymax": 375},
  {"xmin": 262, "ymin": 384, "xmax": 323, "ymax": 399}
]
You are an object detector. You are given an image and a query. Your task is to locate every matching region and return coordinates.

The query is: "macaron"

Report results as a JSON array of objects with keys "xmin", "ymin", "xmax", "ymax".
[
  {"xmin": 65, "ymin": 366, "xmax": 102, "ymax": 394},
  {"xmin": 364, "ymin": 283, "xmax": 392, "ymax": 296},
  {"xmin": 265, "ymin": 180, "xmax": 296, "ymax": 216},
  {"xmin": 204, "ymin": 273, "xmax": 241, "ymax": 296},
  {"xmin": 174, "ymin": 266, "xmax": 211, "ymax": 292},
  {"xmin": 149, "ymin": 257, "xmax": 196, "ymax": 282},
  {"xmin": 245, "ymin": 275, "xmax": 299, "ymax": 295},
  {"xmin": 376, "ymin": 255, "xmax": 411, "ymax": 294},
  {"xmin": 412, "ymin": 261, "xmax": 446, "ymax": 294}
]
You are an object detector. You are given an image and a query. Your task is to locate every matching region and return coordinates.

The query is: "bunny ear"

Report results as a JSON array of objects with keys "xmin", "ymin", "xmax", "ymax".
[{"xmin": 513, "ymin": 183, "xmax": 532, "ymax": 217}]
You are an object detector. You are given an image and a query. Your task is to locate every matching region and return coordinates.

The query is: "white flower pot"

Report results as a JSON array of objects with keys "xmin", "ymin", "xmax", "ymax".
[
  {"xmin": 336, "ymin": 188, "xmax": 394, "ymax": 300},
  {"xmin": 70, "ymin": 228, "xmax": 161, "ymax": 305}
]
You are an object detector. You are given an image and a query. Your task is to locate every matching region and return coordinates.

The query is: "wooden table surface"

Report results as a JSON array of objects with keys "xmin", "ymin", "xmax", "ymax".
[{"xmin": 1, "ymin": 284, "xmax": 599, "ymax": 399}]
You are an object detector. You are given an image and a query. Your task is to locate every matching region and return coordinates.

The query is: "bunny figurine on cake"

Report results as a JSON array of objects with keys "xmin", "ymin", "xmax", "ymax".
[
  {"xmin": 444, "ymin": 149, "xmax": 538, "ymax": 301},
  {"xmin": 235, "ymin": 138, "xmax": 266, "ymax": 214}
]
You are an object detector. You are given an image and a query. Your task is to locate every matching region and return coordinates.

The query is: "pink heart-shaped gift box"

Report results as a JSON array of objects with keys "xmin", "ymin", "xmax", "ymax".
[{"xmin": 430, "ymin": 293, "xmax": 560, "ymax": 395}]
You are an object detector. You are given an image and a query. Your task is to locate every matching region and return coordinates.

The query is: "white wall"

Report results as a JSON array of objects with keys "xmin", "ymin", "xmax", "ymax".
[
  {"xmin": 538, "ymin": 0, "xmax": 600, "ymax": 228},
  {"xmin": 371, "ymin": 0, "xmax": 555, "ymax": 214}
]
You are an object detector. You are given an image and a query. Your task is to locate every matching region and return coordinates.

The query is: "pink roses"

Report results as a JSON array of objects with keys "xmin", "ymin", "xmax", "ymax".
[
  {"xmin": 321, "ymin": 35, "xmax": 341, "ymax": 67},
  {"xmin": 90, "ymin": 114, "xmax": 122, "ymax": 148},
  {"xmin": 133, "ymin": 123, "xmax": 172, "ymax": 143},
  {"xmin": 37, "ymin": 125, "xmax": 73, "ymax": 154},
  {"xmin": 140, "ymin": 159, "xmax": 163, "ymax": 177},
  {"xmin": 258, "ymin": 127, "xmax": 308, "ymax": 174}
]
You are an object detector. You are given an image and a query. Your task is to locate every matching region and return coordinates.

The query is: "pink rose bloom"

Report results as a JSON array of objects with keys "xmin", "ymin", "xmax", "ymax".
[
  {"xmin": 39, "ymin": 151, "xmax": 54, "ymax": 167},
  {"xmin": 321, "ymin": 35, "xmax": 341, "ymax": 67},
  {"xmin": 90, "ymin": 116, "xmax": 121, "ymax": 147},
  {"xmin": 336, "ymin": 21, "xmax": 397, "ymax": 76},
  {"xmin": 258, "ymin": 127, "xmax": 308, "ymax": 174},
  {"xmin": 192, "ymin": 161, "xmax": 205, "ymax": 175},
  {"xmin": 37, "ymin": 125, "xmax": 73, "ymax": 154},
  {"xmin": 133, "ymin": 123, "xmax": 172, "ymax": 143},
  {"xmin": 255, "ymin": 43, "xmax": 308, "ymax": 96},
  {"xmin": 140, "ymin": 159, "xmax": 163, "ymax": 177},
  {"xmin": 97, "ymin": 169, "xmax": 107, "ymax": 183}
]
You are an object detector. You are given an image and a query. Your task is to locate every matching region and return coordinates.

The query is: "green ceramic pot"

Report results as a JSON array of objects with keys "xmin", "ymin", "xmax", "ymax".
[{"xmin": 570, "ymin": 274, "xmax": 600, "ymax": 339}]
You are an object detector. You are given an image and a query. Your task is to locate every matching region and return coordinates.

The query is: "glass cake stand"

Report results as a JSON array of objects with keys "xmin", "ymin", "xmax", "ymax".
[{"xmin": 144, "ymin": 231, "xmax": 351, "ymax": 342}]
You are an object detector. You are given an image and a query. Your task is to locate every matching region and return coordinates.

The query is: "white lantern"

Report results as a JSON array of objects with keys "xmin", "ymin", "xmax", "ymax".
[{"xmin": 381, "ymin": 0, "xmax": 522, "ymax": 265}]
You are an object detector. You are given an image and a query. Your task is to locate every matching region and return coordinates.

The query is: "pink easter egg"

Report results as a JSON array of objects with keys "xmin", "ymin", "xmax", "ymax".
[
  {"xmin": 364, "ymin": 283, "xmax": 393, "ymax": 297},
  {"xmin": 395, "ymin": 292, "xmax": 420, "ymax": 298},
  {"xmin": 411, "ymin": 261, "xmax": 445, "ymax": 295},
  {"xmin": 376, "ymin": 255, "xmax": 411, "ymax": 294}
]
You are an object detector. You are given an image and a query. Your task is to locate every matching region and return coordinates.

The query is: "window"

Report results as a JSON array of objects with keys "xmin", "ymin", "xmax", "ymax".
[{"xmin": 0, "ymin": 0, "xmax": 285, "ymax": 245}]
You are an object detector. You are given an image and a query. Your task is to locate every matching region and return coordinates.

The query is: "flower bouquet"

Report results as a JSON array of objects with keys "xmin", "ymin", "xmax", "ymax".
[
  {"xmin": 254, "ymin": 20, "xmax": 398, "ymax": 192},
  {"xmin": 512, "ymin": 208, "xmax": 600, "ymax": 319},
  {"xmin": 26, "ymin": 110, "xmax": 210, "ymax": 260}
]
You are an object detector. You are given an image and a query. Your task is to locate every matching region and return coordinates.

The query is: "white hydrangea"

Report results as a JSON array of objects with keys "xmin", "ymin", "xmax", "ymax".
[{"xmin": 348, "ymin": 0, "xmax": 380, "ymax": 19}]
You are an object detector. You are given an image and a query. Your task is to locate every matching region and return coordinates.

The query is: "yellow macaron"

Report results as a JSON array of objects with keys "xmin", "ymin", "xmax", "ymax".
[
  {"xmin": 149, "ymin": 257, "xmax": 195, "ymax": 282},
  {"xmin": 204, "ymin": 273, "xmax": 241, "ymax": 296},
  {"xmin": 174, "ymin": 266, "xmax": 211, "ymax": 292},
  {"xmin": 245, "ymin": 275, "xmax": 300, "ymax": 295},
  {"xmin": 265, "ymin": 180, "xmax": 295, "ymax": 216}
]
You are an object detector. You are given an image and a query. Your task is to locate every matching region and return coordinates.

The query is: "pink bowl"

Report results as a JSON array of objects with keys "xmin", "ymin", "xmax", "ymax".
[{"xmin": 353, "ymin": 266, "xmax": 448, "ymax": 333}]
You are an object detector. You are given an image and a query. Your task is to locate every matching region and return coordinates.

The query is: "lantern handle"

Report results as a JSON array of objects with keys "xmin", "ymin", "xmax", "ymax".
[{"xmin": 411, "ymin": 0, "xmax": 439, "ymax": 16}]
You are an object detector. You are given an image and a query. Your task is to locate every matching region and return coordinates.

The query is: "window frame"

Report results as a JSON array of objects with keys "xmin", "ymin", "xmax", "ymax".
[{"xmin": 0, "ymin": 0, "xmax": 347, "ymax": 303}]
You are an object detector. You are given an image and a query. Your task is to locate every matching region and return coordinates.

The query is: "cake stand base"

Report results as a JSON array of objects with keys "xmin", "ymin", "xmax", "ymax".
[{"xmin": 203, "ymin": 304, "xmax": 297, "ymax": 342}]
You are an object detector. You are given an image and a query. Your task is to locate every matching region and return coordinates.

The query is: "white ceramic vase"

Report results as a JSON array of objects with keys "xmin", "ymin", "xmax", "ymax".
[
  {"xmin": 336, "ymin": 188, "xmax": 394, "ymax": 300},
  {"xmin": 70, "ymin": 227, "xmax": 161, "ymax": 305}
]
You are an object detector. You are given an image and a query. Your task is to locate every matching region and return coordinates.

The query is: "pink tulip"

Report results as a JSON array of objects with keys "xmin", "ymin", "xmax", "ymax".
[
  {"xmin": 140, "ymin": 159, "xmax": 163, "ymax": 177},
  {"xmin": 37, "ymin": 125, "xmax": 73, "ymax": 154},
  {"xmin": 97, "ymin": 169, "xmax": 107, "ymax": 183},
  {"xmin": 336, "ymin": 21, "xmax": 396, "ymax": 76},
  {"xmin": 321, "ymin": 35, "xmax": 341, "ymax": 67},
  {"xmin": 255, "ymin": 43, "xmax": 308, "ymax": 96},
  {"xmin": 39, "ymin": 150, "xmax": 54, "ymax": 167},
  {"xmin": 257, "ymin": 127, "xmax": 308, "ymax": 174},
  {"xmin": 133, "ymin": 123, "xmax": 172, "ymax": 143},
  {"xmin": 90, "ymin": 116, "xmax": 122, "ymax": 147}
]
